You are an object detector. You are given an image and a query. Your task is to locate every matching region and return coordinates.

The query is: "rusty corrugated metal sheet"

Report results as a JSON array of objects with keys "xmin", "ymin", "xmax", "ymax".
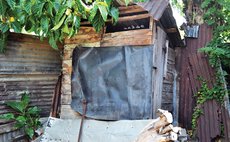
[
  {"xmin": 179, "ymin": 24, "xmax": 214, "ymax": 129},
  {"xmin": 222, "ymin": 107, "xmax": 230, "ymax": 141},
  {"xmin": 136, "ymin": 0, "xmax": 169, "ymax": 20},
  {"xmin": 197, "ymin": 100, "xmax": 230, "ymax": 142},
  {"xmin": 0, "ymin": 129, "xmax": 25, "ymax": 142},
  {"xmin": 179, "ymin": 24, "xmax": 230, "ymax": 141},
  {"xmin": 0, "ymin": 33, "xmax": 62, "ymax": 141},
  {"xmin": 197, "ymin": 100, "xmax": 221, "ymax": 142}
]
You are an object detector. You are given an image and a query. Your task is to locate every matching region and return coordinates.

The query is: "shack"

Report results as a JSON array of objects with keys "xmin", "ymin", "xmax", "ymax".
[{"xmin": 60, "ymin": 0, "xmax": 183, "ymax": 121}]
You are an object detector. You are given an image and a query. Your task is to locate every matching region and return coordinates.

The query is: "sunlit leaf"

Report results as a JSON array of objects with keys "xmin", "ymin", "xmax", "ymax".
[
  {"xmin": 27, "ymin": 107, "xmax": 40, "ymax": 115},
  {"xmin": 91, "ymin": 11, "xmax": 105, "ymax": 32},
  {"xmin": 98, "ymin": 4, "xmax": 108, "ymax": 21},
  {"xmin": 0, "ymin": 113, "xmax": 15, "ymax": 120},
  {"xmin": 41, "ymin": 17, "xmax": 49, "ymax": 35},
  {"xmin": 25, "ymin": 127, "xmax": 34, "ymax": 139},
  {"xmin": 49, "ymin": 34, "xmax": 58, "ymax": 49},
  {"xmin": 11, "ymin": 21, "xmax": 22, "ymax": 33},
  {"xmin": 89, "ymin": 5, "xmax": 98, "ymax": 22},
  {"xmin": 52, "ymin": 15, "xmax": 66, "ymax": 31},
  {"xmin": 0, "ymin": 23, "xmax": 9, "ymax": 33},
  {"xmin": 110, "ymin": 7, "xmax": 119, "ymax": 23},
  {"xmin": 6, "ymin": 0, "xmax": 16, "ymax": 9},
  {"xmin": 6, "ymin": 101, "xmax": 24, "ymax": 113},
  {"xmin": 0, "ymin": 0, "xmax": 7, "ymax": 16}
]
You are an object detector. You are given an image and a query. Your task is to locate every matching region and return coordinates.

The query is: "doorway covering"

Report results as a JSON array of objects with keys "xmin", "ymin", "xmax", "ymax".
[{"xmin": 71, "ymin": 46, "xmax": 153, "ymax": 120}]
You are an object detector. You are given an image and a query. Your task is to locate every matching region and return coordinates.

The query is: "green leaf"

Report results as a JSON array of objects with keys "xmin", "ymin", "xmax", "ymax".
[
  {"xmin": 98, "ymin": 4, "xmax": 108, "ymax": 21},
  {"xmin": 41, "ymin": 17, "xmax": 49, "ymax": 35},
  {"xmin": 0, "ymin": 0, "xmax": 7, "ymax": 16},
  {"xmin": 124, "ymin": 0, "xmax": 131, "ymax": 6},
  {"xmin": 5, "ymin": 101, "xmax": 24, "ymax": 113},
  {"xmin": 89, "ymin": 5, "xmax": 98, "ymax": 22},
  {"xmin": 27, "ymin": 107, "xmax": 40, "ymax": 115},
  {"xmin": 11, "ymin": 21, "xmax": 22, "ymax": 33},
  {"xmin": 105, "ymin": 0, "xmax": 112, "ymax": 9},
  {"xmin": 53, "ymin": 2, "xmax": 61, "ymax": 12},
  {"xmin": 0, "ymin": 113, "xmax": 15, "ymax": 120},
  {"xmin": 52, "ymin": 15, "xmax": 66, "ymax": 31},
  {"xmin": 55, "ymin": 6, "xmax": 66, "ymax": 23},
  {"xmin": 16, "ymin": 116, "xmax": 26, "ymax": 124},
  {"xmin": 46, "ymin": 2, "xmax": 54, "ymax": 16},
  {"xmin": 66, "ymin": 0, "xmax": 75, "ymax": 8},
  {"xmin": 14, "ymin": 122, "xmax": 24, "ymax": 129},
  {"xmin": 21, "ymin": 93, "xmax": 29, "ymax": 109},
  {"xmin": 25, "ymin": 127, "xmax": 34, "ymax": 139},
  {"xmin": 110, "ymin": 7, "xmax": 119, "ymax": 23},
  {"xmin": 32, "ymin": 2, "xmax": 45, "ymax": 17},
  {"xmin": 24, "ymin": 1, "xmax": 32, "ymax": 14},
  {"xmin": 91, "ymin": 11, "xmax": 105, "ymax": 32},
  {"xmin": 49, "ymin": 34, "xmax": 58, "ymax": 49},
  {"xmin": 6, "ymin": 0, "xmax": 16, "ymax": 9},
  {"xmin": 0, "ymin": 23, "xmax": 9, "ymax": 33},
  {"xmin": 62, "ymin": 24, "xmax": 69, "ymax": 34},
  {"xmin": 73, "ymin": 15, "xmax": 80, "ymax": 31},
  {"xmin": 201, "ymin": 0, "xmax": 211, "ymax": 8}
]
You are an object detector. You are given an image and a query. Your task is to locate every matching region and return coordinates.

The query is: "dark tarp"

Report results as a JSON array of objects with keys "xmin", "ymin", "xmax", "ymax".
[{"xmin": 71, "ymin": 46, "xmax": 153, "ymax": 120}]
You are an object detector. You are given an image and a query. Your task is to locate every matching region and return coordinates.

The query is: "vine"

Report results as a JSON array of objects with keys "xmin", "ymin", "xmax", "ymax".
[
  {"xmin": 0, "ymin": 0, "xmax": 145, "ymax": 52},
  {"xmin": 190, "ymin": 0, "xmax": 230, "ymax": 137},
  {"xmin": 192, "ymin": 71, "xmax": 226, "ymax": 132},
  {"xmin": 199, "ymin": 0, "xmax": 230, "ymax": 67}
]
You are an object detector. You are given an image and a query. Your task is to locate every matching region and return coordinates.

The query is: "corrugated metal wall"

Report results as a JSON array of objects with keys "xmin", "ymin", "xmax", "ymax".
[
  {"xmin": 178, "ymin": 24, "xmax": 230, "ymax": 141},
  {"xmin": 179, "ymin": 24, "xmax": 214, "ymax": 129},
  {"xmin": 0, "ymin": 33, "xmax": 62, "ymax": 141}
]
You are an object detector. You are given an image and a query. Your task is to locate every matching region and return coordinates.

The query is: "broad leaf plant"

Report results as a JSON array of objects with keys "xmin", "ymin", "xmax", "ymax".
[
  {"xmin": 0, "ymin": 0, "xmax": 145, "ymax": 52},
  {"xmin": 0, "ymin": 92, "xmax": 41, "ymax": 140}
]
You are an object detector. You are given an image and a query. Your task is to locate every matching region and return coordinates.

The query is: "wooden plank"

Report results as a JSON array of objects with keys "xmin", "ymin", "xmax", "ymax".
[
  {"xmin": 118, "ymin": 13, "xmax": 150, "ymax": 22},
  {"xmin": 80, "ymin": 13, "xmax": 150, "ymax": 25},
  {"xmin": 103, "ymin": 29, "xmax": 152, "ymax": 38},
  {"xmin": 166, "ymin": 28, "xmax": 178, "ymax": 33},
  {"xmin": 64, "ymin": 27, "xmax": 103, "ymax": 44},
  {"xmin": 65, "ymin": 34, "xmax": 102, "ymax": 44},
  {"xmin": 101, "ymin": 35, "xmax": 152, "ymax": 47},
  {"xmin": 77, "ymin": 27, "xmax": 98, "ymax": 34},
  {"xmin": 152, "ymin": 27, "xmax": 167, "ymax": 118},
  {"xmin": 119, "ymin": 5, "xmax": 146, "ymax": 15}
]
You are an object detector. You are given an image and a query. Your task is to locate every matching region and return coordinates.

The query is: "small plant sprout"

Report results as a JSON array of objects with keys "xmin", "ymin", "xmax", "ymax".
[{"xmin": 0, "ymin": 92, "xmax": 41, "ymax": 140}]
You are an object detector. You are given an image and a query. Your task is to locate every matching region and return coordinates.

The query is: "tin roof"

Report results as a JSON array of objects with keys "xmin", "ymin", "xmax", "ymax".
[{"xmin": 136, "ymin": 0, "xmax": 169, "ymax": 20}]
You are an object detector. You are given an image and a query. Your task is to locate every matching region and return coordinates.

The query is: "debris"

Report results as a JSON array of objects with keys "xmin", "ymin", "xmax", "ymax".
[
  {"xmin": 39, "ymin": 109, "xmax": 187, "ymax": 142},
  {"xmin": 134, "ymin": 109, "xmax": 187, "ymax": 142}
]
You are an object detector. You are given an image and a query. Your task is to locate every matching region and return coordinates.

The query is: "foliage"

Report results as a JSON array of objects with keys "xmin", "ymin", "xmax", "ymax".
[
  {"xmin": 191, "ymin": 70, "xmax": 227, "ymax": 133},
  {"xmin": 170, "ymin": 0, "xmax": 184, "ymax": 15},
  {"xmin": 0, "ymin": 0, "xmax": 147, "ymax": 52},
  {"xmin": 199, "ymin": 0, "xmax": 230, "ymax": 67},
  {"xmin": 0, "ymin": 92, "xmax": 41, "ymax": 140}
]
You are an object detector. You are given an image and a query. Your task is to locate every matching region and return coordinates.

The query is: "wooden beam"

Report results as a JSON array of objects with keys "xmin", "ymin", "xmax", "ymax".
[
  {"xmin": 119, "ymin": 5, "xmax": 146, "ymax": 15},
  {"xmin": 64, "ymin": 27, "xmax": 103, "ymax": 44},
  {"xmin": 166, "ymin": 28, "xmax": 178, "ymax": 33},
  {"xmin": 101, "ymin": 35, "xmax": 153, "ymax": 47},
  {"xmin": 81, "ymin": 13, "xmax": 150, "ymax": 25},
  {"xmin": 116, "ymin": 13, "xmax": 150, "ymax": 22},
  {"xmin": 103, "ymin": 29, "xmax": 152, "ymax": 38}
]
